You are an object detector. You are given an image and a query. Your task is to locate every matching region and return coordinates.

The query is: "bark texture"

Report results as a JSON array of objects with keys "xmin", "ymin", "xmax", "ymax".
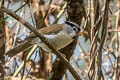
[{"xmin": 0, "ymin": 0, "xmax": 6, "ymax": 79}]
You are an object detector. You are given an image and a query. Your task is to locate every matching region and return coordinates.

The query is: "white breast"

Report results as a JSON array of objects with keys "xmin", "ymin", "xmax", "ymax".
[{"xmin": 31, "ymin": 31, "xmax": 73, "ymax": 52}]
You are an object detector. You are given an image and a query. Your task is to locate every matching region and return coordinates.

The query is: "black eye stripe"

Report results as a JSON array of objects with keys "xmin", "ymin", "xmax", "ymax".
[
  {"xmin": 65, "ymin": 21, "xmax": 76, "ymax": 27},
  {"xmin": 73, "ymin": 27, "xmax": 77, "ymax": 31},
  {"xmin": 77, "ymin": 27, "xmax": 80, "ymax": 31},
  {"xmin": 65, "ymin": 21, "xmax": 80, "ymax": 28},
  {"xmin": 65, "ymin": 21, "xmax": 80, "ymax": 32},
  {"xmin": 73, "ymin": 27, "xmax": 76, "ymax": 30}
]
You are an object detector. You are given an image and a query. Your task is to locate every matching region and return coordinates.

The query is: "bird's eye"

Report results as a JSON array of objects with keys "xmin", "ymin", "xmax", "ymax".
[{"xmin": 73, "ymin": 27, "xmax": 77, "ymax": 31}]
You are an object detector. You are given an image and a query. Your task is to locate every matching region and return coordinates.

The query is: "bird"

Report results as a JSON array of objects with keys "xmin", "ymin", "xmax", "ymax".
[{"xmin": 5, "ymin": 21, "xmax": 81, "ymax": 57}]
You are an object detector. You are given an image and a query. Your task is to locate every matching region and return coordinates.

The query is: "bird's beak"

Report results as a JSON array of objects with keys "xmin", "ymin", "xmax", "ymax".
[{"xmin": 77, "ymin": 32, "xmax": 84, "ymax": 36}]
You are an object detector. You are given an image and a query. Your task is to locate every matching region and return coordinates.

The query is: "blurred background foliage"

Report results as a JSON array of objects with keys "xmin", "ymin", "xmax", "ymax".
[{"xmin": 0, "ymin": 0, "xmax": 120, "ymax": 80}]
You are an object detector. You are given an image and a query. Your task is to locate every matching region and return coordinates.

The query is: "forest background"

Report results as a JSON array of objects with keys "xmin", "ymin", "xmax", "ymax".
[{"xmin": 0, "ymin": 0, "xmax": 119, "ymax": 80}]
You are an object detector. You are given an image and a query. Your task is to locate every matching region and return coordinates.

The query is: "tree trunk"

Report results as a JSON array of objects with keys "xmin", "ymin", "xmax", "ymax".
[
  {"xmin": 0, "ymin": 0, "xmax": 6, "ymax": 79},
  {"xmin": 50, "ymin": 0, "xmax": 85, "ymax": 80}
]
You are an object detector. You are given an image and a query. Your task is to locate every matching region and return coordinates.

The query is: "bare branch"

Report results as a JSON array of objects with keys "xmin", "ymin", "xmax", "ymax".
[{"xmin": 0, "ymin": 6, "xmax": 82, "ymax": 80}]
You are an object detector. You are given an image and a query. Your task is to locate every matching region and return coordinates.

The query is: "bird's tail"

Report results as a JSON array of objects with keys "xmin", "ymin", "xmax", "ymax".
[{"xmin": 5, "ymin": 38, "xmax": 33, "ymax": 57}]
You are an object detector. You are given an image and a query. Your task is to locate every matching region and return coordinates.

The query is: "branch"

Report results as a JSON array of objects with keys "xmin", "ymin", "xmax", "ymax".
[
  {"xmin": 0, "ymin": 7, "xmax": 82, "ymax": 80},
  {"xmin": 98, "ymin": 0, "xmax": 110, "ymax": 79}
]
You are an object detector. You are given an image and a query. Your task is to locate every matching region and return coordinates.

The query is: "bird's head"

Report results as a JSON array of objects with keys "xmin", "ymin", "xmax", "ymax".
[{"xmin": 64, "ymin": 21, "xmax": 81, "ymax": 39}]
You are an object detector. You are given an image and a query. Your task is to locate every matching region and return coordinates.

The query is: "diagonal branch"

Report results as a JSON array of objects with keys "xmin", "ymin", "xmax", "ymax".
[{"xmin": 0, "ymin": 6, "xmax": 82, "ymax": 80}]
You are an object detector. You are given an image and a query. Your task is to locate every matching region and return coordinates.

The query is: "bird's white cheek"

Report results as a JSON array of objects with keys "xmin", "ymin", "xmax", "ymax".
[{"xmin": 70, "ymin": 32, "xmax": 76, "ymax": 38}]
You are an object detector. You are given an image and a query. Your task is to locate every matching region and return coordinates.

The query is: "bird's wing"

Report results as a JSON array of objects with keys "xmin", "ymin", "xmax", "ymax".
[{"xmin": 5, "ymin": 38, "xmax": 33, "ymax": 57}]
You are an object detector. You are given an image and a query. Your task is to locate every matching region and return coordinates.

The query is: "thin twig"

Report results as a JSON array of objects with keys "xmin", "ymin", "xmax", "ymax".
[
  {"xmin": 98, "ymin": 0, "xmax": 110, "ymax": 79},
  {"xmin": 13, "ymin": 44, "xmax": 37, "ymax": 77}
]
